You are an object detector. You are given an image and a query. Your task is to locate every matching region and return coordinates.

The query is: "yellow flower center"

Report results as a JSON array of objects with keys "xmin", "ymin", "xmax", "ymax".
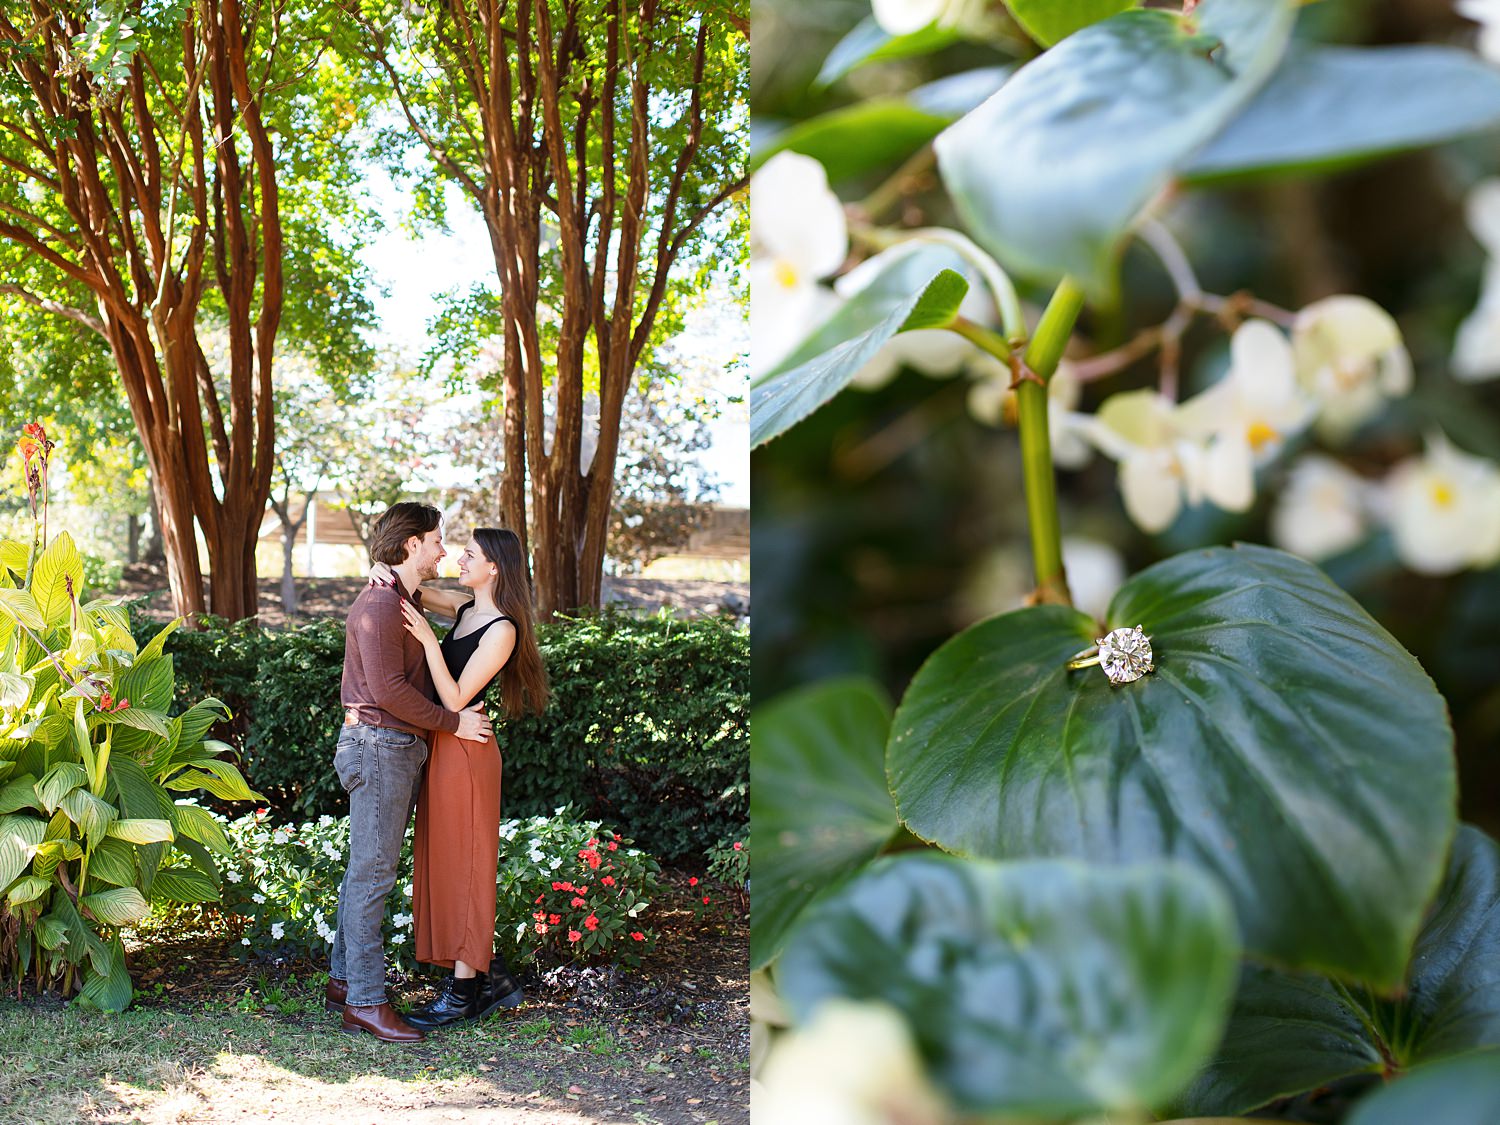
[
  {"xmin": 1246, "ymin": 421, "xmax": 1278, "ymax": 452},
  {"xmin": 1430, "ymin": 479, "xmax": 1457, "ymax": 509},
  {"xmin": 773, "ymin": 259, "xmax": 800, "ymax": 290}
]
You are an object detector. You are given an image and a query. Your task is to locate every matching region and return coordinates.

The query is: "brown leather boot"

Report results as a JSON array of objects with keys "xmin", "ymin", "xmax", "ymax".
[
  {"xmin": 340, "ymin": 1002, "xmax": 426, "ymax": 1043},
  {"xmin": 325, "ymin": 977, "xmax": 348, "ymax": 1013}
]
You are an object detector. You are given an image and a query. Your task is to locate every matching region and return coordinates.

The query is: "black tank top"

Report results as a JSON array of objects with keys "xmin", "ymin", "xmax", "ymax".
[{"xmin": 440, "ymin": 602, "xmax": 513, "ymax": 701}]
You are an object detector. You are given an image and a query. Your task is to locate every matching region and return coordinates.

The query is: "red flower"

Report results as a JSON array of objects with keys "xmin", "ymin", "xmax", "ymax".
[
  {"xmin": 607, "ymin": 842, "xmax": 618, "ymax": 851},
  {"xmin": 535, "ymin": 922, "xmax": 548, "ymax": 934},
  {"xmin": 115, "ymin": 698, "xmax": 129, "ymax": 711},
  {"xmin": 601, "ymin": 876, "xmax": 616, "ymax": 887},
  {"xmin": 587, "ymin": 838, "xmax": 597, "ymax": 846},
  {"xmin": 571, "ymin": 896, "xmax": 586, "ymax": 908},
  {"xmin": 702, "ymin": 895, "xmax": 711, "ymax": 905},
  {"xmin": 535, "ymin": 894, "xmax": 545, "ymax": 903},
  {"xmin": 733, "ymin": 842, "xmax": 743, "ymax": 851},
  {"xmin": 630, "ymin": 932, "xmax": 645, "ymax": 941},
  {"xmin": 567, "ymin": 929, "xmax": 582, "ymax": 943},
  {"xmin": 688, "ymin": 877, "xmax": 698, "ymax": 887},
  {"xmin": 551, "ymin": 881, "xmax": 565, "ymax": 891},
  {"xmin": 585, "ymin": 853, "xmax": 601, "ymax": 870},
  {"xmin": 584, "ymin": 914, "xmax": 599, "ymax": 931},
  {"xmin": 533, "ymin": 911, "xmax": 546, "ymax": 922},
  {"xmin": 577, "ymin": 886, "xmax": 588, "ymax": 895},
  {"xmin": 548, "ymin": 914, "xmax": 561, "ymax": 925}
]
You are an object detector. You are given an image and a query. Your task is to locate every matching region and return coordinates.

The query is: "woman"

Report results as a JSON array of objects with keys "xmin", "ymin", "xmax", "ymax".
[{"xmin": 371, "ymin": 527, "xmax": 549, "ymax": 1028}]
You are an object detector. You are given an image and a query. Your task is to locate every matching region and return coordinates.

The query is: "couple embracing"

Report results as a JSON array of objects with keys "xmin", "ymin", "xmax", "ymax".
[{"xmin": 325, "ymin": 502, "xmax": 549, "ymax": 1043}]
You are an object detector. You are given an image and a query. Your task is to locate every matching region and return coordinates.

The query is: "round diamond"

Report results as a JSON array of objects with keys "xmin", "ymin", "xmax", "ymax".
[{"xmin": 1097, "ymin": 626, "xmax": 1154, "ymax": 685}]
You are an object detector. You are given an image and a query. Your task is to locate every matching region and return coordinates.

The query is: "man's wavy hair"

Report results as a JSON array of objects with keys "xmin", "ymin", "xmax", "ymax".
[{"xmin": 368, "ymin": 502, "xmax": 442, "ymax": 566}]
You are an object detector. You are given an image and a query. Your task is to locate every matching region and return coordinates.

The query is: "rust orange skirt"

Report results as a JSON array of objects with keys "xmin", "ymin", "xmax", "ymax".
[{"xmin": 413, "ymin": 727, "xmax": 502, "ymax": 971}]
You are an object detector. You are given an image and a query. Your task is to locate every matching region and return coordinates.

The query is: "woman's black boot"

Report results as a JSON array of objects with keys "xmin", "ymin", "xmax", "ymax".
[
  {"xmin": 405, "ymin": 974, "xmax": 479, "ymax": 1029},
  {"xmin": 475, "ymin": 955, "xmax": 525, "ymax": 1018}
]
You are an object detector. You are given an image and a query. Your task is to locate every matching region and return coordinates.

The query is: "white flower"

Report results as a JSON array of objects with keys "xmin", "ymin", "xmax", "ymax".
[
  {"xmin": 1458, "ymin": 0, "xmax": 1500, "ymax": 64},
  {"xmin": 391, "ymin": 933, "xmax": 406, "ymax": 945},
  {"xmin": 251, "ymin": 893, "xmax": 266, "ymax": 905},
  {"xmin": 317, "ymin": 814, "xmax": 335, "ymax": 828},
  {"xmin": 1383, "ymin": 432, "xmax": 1500, "ymax": 574},
  {"xmin": 1061, "ymin": 537, "xmax": 1125, "ymax": 623},
  {"xmin": 549, "ymin": 857, "xmax": 563, "ymax": 871},
  {"xmin": 755, "ymin": 999, "xmax": 951, "ymax": 1125},
  {"xmin": 392, "ymin": 912, "xmax": 413, "ymax": 929},
  {"xmin": 968, "ymin": 358, "xmax": 1093, "ymax": 469},
  {"xmin": 1270, "ymin": 455, "xmax": 1370, "ymax": 561},
  {"xmin": 528, "ymin": 848, "xmax": 546, "ymax": 863},
  {"xmin": 1178, "ymin": 319, "xmax": 1314, "ymax": 466},
  {"xmin": 1452, "ymin": 179, "xmax": 1500, "ymax": 381},
  {"xmin": 850, "ymin": 330, "xmax": 975, "ymax": 390},
  {"xmin": 270, "ymin": 922, "xmax": 285, "ymax": 940},
  {"xmin": 322, "ymin": 842, "xmax": 341, "ymax": 860},
  {"xmin": 751, "ymin": 152, "xmax": 847, "ymax": 377},
  {"xmin": 872, "ymin": 0, "xmax": 982, "ymax": 37},
  {"xmin": 402, "ymin": 883, "xmax": 413, "ymax": 897},
  {"xmin": 1292, "ymin": 296, "xmax": 1412, "ymax": 441},
  {"xmin": 1084, "ymin": 390, "xmax": 1247, "ymax": 533},
  {"xmin": 241, "ymin": 937, "xmax": 250, "ymax": 946}
]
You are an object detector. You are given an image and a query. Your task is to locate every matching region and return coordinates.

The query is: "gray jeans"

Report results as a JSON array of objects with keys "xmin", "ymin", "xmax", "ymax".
[{"xmin": 328, "ymin": 722, "xmax": 427, "ymax": 1007}]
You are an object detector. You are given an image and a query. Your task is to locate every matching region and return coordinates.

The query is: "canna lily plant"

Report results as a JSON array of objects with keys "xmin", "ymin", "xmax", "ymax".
[{"xmin": 0, "ymin": 423, "xmax": 262, "ymax": 1011}]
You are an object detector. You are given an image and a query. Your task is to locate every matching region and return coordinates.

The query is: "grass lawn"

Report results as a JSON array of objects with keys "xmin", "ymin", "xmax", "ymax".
[{"xmin": 0, "ymin": 906, "xmax": 748, "ymax": 1125}]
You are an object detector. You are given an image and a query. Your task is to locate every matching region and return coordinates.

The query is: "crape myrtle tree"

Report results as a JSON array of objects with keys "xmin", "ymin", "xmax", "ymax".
[
  {"xmin": 350, "ymin": 0, "xmax": 748, "ymax": 614},
  {"xmin": 0, "ymin": 0, "xmax": 375, "ymax": 621}
]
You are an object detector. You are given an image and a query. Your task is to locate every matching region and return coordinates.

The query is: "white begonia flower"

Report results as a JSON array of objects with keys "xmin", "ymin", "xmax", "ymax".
[
  {"xmin": 1383, "ymin": 432, "xmax": 1500, "ymax": 574},
  {"xmin": 1458, "ymin": 0, "xmax": 1500, "ymax": 64},
  {"xmin": 755, "ymin": 999, "xmax": 952, "ymax": 1125},
  {"xmin": 1270, "ymin": 455, "xmax": 1370, "ymax": 562},
  {"xmin": 1085, "ymin": 390, "xmax": 1250, "ymax": 534},
  {"xmin": 751, "ymin": 152, "xmax": 847, "ymax": 377},
  {"xmin": 871, "ymin": 0, "xmax": 981, "ymax": 36},
  {"xmin": 1292, "ymin": 296, "xmax": 1412, "ymax": 441},
  {"xmin": 251, "ymin": 892, "xmax": 266, "ymax": 905},
  {"xmin": 270, "ymin": 922, "xmax": 285, "ymax": 940},
  {"xmin": 1178, "ymin": 319, "xmax": 1314, "ymax": 464},
  {"xmin": 967, "ymin": 358, "xmax": 1093, "ymax": 469},
  {"xmin": 1061, "ymin": 536, "xmax": 1125, "ymax": 623},
  {"xmin": 1452, "ymin": 179, "xmax": 1500, "ymax": 381}
]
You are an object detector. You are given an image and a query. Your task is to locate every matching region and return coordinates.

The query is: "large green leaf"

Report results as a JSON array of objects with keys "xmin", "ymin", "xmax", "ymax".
[
  {"xmin": 0, "ymin": 587, "xmax": 45, "ymax": 630},
  {"xmin": 170, "ymin": 802, "xmax": 232, "ymax": 856},
  {"xmin": 106, "ymin": 818, "xmax": 174, "ymax": 845},
  {"xmin": 777, "ymin": 853, "xmax": 1238, "ymax": 1117},
  {"xmin": 751, "ymin": 269, "xmax": 969, "ymax": 447},
  {"xmin": 31, "ymin": 532, "xmax": 83, "ymax": 628},
  {"xmin": 76, "ymin": 936, "xmax": 132, "ymax": 1013},
  {"xmin": 0, "ymin": 828, "xmax": 31, "ymax": 888},
  {"xmin": 750, "ymin": 678, "xmax": 899, "ymax": 970},
  {"xmin": 754, "ymin": 99, "xmax": 953, "ymax": 184},
  {"xmin": 888, "ymin": 544, "xmax": 1455, "ymax": 989},
  {"xmin": 104, "ymin": 706, "xmax": 171, "ymax": 738},
  {"xmin": 85, "ymin": 835, "xmax": 138, "ymax": 887},
  {"xmin": 1345, "ymin": 1050, "xmax": 1500, "ymax": 1125},
  {"xmin": 768, "ymin": 242, "xmax": 971, "ymax": 378},
  {"xmin": 0, "ymin": 671, "xmax": 31, "ymax": 710},
  {"xmin": 1186, "ymin": 46, "xmax": 1500, "ymax": 182},
  {"xmin": 60, "ymin": 787, "xmax": 117, "ymax": 849},
  {"xmin": 817, "ymin": 17, "xmax": 960, "ymax": 87},
  {"xmin": 6, "ymin": 874, "xmax": 48, "ymax": 906},
  {"xmin": 936, "ymin": 0, "xmax": 1294, "ymax": 302},
  {"xmin": 34, "ymin": 762, "xmax": 88, "ymax": 814},
  {"xmin": 115, "ymin": 654, "xmax": 174, "ymax": 713},
  {"xmin": 148, "ymin": 865, "xmax": 219, "ymax": 904},
  {"xmin": 1177, "ymin": 826, "xmax": 1500, "ymax": 1117},
  {"xmin": 79, "ymin": 885, "xmax": 149, "ymax": 926},
  {"xmin": 0, "ymin": 773, "xmax": 42, "ymax": 814},
  {"xmin": 163, "ymin": 756, "xmax": 263, "ymax": 803},
  {"xmin": 1005, "ymin": 0, "xmax": 1137, "ymax": 47}
]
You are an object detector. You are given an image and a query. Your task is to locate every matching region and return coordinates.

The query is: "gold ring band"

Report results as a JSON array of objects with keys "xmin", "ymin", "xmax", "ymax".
[{"xmin": 1066, "ymin": 647, "xmax": 1101, "ymax": 670}]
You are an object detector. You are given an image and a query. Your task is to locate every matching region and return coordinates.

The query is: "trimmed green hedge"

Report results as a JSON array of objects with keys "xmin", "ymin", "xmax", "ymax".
[{"xmin": 135, "ymin": 609, "xmax": 747, "ymax": 865}]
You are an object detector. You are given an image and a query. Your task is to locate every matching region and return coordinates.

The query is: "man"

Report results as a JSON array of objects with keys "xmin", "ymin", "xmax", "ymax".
[{"xmin": 327, "ymin": 502, "xmax": 492, "ymax": 1043}]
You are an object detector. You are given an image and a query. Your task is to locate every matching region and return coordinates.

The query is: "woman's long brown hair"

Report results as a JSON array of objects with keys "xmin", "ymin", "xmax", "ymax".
[{"xmin": 471, "ymin": 527, "xmax": 549, "ymax": 718}]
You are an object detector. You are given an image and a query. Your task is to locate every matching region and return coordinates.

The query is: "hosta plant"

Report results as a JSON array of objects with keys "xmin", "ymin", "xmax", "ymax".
[
  {"xmin": 752, "ymin": 0, "xmax": 1500, "ymax": 1120},
  {"xmin": 0, "ymin": 424, "xmax": 261, "ymax": 1011}
]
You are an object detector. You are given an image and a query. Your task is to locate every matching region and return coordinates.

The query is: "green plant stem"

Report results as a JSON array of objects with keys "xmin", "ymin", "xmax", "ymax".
[{"xmin": 1019, "ymin": 277, "xmax": 1087, "ymax": 604}]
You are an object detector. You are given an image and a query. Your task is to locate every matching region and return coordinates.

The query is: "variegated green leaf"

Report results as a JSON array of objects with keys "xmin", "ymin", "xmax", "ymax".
[{"xmin": 106, "ymin": 818, "xmax": 173, "ymax": 845}]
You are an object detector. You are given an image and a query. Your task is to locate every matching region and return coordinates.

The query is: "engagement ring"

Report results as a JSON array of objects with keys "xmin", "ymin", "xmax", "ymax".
[{"xmin": 1067, "ymin": 625, "xmax": 1154, "ymax": 686}]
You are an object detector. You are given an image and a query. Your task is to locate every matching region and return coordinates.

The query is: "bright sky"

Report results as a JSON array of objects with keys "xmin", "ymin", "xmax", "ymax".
[{"xmin": 358, "ymin": 171, "xmax": 749, "ymax": 507}]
